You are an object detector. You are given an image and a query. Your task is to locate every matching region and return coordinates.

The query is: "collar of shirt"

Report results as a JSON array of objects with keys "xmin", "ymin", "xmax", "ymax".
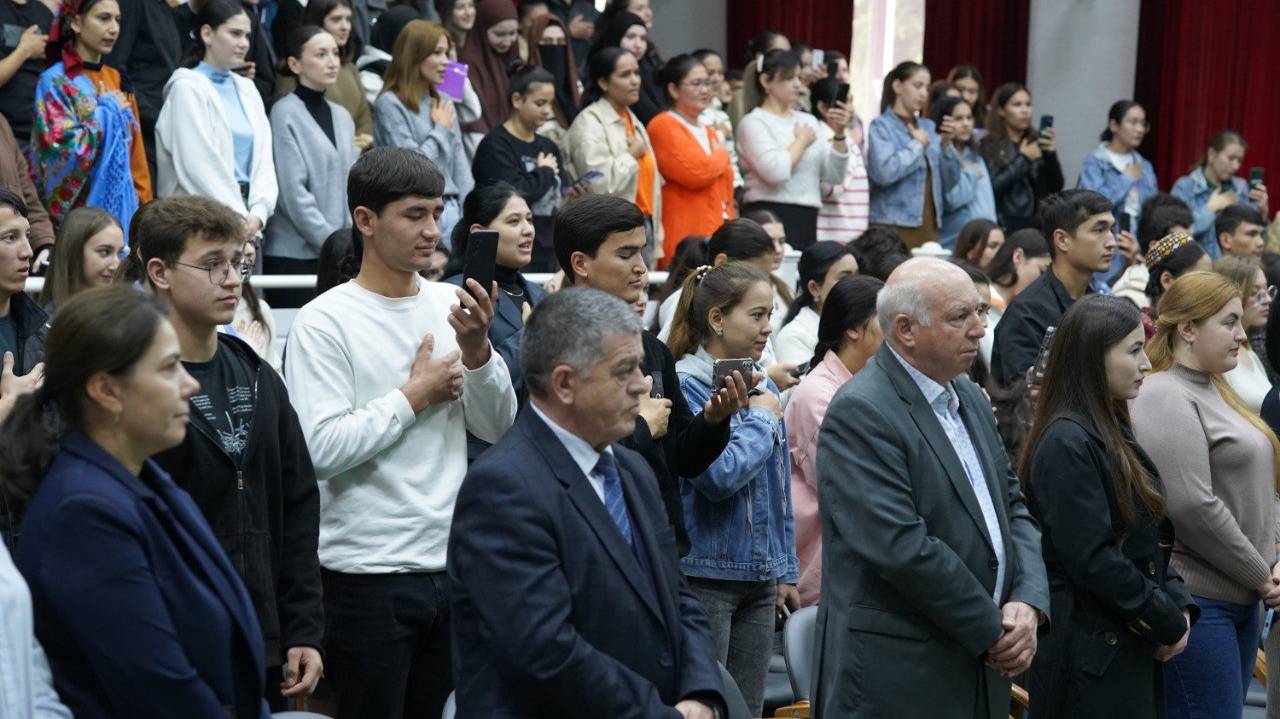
[
  {"xmin": 530, "ymin": 402, "xmax": 612, "ymax": 501},
  {"xmin": 888, "ymin": 344, "xmax": 958, "ymax": 414}
]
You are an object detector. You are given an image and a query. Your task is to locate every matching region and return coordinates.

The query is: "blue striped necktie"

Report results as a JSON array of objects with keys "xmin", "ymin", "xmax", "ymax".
[{"xmin": 594, "ymin": 453, "xmax": 633, "ymax": 547}]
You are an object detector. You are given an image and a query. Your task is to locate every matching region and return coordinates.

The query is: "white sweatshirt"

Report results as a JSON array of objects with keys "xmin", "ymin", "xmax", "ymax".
[{"xmin": 284, "ymin": 276, "xmax": 517, "ymax": 573}]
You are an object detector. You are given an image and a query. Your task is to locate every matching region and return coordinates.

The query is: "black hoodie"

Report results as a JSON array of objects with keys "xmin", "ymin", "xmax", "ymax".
[{"xmin": 152, "ymin": 333, "xmax": 322, "ymax": 664}]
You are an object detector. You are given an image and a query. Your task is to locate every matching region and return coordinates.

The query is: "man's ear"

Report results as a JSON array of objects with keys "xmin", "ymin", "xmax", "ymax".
[
  {"xmin": 1052, "ymin": 228, "xmax": 1072, "ymax": 258},
  {"xmin": 569, "ymin": 250, "xmax": 592, "ymax": 285},
  {"xmin": 146, "ymin": 257, "xmax": 172, "ymax": 291},
  {"xmin": 547, "ymin": 364, "xmax": 577, "ymax": 406},
  {"xmin": 353, "ymin": 206, "xmax": 377, "ymax": 245}
]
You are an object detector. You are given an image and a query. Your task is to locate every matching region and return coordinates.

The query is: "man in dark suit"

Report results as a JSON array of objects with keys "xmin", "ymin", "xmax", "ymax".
[
  {"xmin": 448, "ymin": 288, "xmax": 725, "ymax": 718},
  {"xmin": 813, "ymin": 257, "xmax": 1050, "ymax": 719}
]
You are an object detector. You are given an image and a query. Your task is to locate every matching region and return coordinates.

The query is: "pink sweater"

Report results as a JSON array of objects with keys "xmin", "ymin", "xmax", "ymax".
[{"xmin": 783, "ymin": 350, "xmax": 853, "ymax": 606}]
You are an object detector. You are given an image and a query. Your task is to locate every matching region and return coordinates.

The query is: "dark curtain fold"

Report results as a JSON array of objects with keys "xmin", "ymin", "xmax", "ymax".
[
  {"xmin": 1135, "ymin": 0, "xmax": 1280, "ymax": 190},
  {"xmin": 725, "ymin": 0, "xmax": 854, "ymax": 67},
  {"xmin": 921, "ymin": 0, "xmax": 1030, "ymax": 105}
]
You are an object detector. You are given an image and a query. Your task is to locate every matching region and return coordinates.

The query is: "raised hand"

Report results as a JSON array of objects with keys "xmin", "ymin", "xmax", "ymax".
[{"xmin": 449, "ymin": 279, "xmax": 497, "ymax": 369}]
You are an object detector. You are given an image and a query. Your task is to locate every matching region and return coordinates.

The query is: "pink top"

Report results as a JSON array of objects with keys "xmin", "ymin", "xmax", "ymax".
[{"xmin": 783, "ymin": 350, "xmax": 854, "ymax": 607}]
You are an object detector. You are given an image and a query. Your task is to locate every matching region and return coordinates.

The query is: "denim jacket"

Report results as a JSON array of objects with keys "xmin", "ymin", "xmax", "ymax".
[
  {"xmin": 939, "ymin": 144, "xmax": 997, "ymax": 249},
  {"xmin": 866, "ymin": 109, "xmax": 958, "ymax": 227},
  {"xmin": 675, "ymin": 348, "xmax": 799, "ymax": 583},
  {"xmin": 1078, "ymin": 144, "xmax": 1158, "ymax": 228},
  {"xmin": 1171, "ymin": 167, "xmax": 1256, "ymax": 260}
]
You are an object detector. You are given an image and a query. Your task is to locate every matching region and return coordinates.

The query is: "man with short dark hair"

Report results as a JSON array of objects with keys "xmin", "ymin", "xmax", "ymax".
[
  {"xmin": 554, "ymin": 194, "xmax": 745, "ymax": 556},
  {"xmin": 449, "ymin": 287, "xmax": 724, "ymax": 718},
  {"xmin": 138, "ymin": 195, "xmax": 325, "ymax": 709},
  {"xmin": 0, "ymin": 185, "xmax": 42, "ymax": 389},
  {"xmin": 1216, "ymin": 204, "xmax": 1267, "ymax": 258},
  {"xmin": 991, "ymin": 189, "xmax": 1115, "ymax": 386},
  {"xmin": 285, "ymin": 147, "xmax": 516, "ymax": 719}
]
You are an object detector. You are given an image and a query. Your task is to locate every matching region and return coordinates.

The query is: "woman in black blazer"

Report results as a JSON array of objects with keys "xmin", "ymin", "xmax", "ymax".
[
  {"xmin": 0, "ymin": 286, "xmax": 271, "ymax": 719},
  {"xmin": 1021, "ymin": 295, "xmax": 1197, "ymax": 719}
]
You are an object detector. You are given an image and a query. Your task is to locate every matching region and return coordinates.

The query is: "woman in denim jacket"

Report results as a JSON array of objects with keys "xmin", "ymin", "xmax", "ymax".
[
  {"xmin": 1079, "ymin": 100, "xmax": 1158, "ymax": 279},
  {"xmin": 929, "ymin": 95, "xmax": 995, "ymax": 249},
  {"xmin": 867, "ymin": 61, "xmax": 960, "ymax": 249},
  {"xmin": 1172, "ymin": 130, "xmax": 1271, "ymax": 260},
  {"xmin": 667, "ymin": 262, "xmax": 798, "ymax": 717}
]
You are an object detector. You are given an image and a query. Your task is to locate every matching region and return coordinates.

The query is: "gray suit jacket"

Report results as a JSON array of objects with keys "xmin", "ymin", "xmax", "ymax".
[{"xmin": 812, "ymin": 344, "xmax": 1049, "ymax": 719}]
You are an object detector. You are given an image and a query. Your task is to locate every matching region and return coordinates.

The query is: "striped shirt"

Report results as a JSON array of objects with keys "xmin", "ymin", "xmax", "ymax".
[{"xmin": 816, "ymin": 123, "xmax": 870, "ymax": 243}]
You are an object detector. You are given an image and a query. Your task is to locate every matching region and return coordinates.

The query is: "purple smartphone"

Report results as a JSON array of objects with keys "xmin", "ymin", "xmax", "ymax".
[{"xmin": 438, "ymin": 62, "xmax": 468, "ymax": 102}]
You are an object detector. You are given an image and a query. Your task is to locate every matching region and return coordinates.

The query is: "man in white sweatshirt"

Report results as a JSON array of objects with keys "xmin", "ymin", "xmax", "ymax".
[{"xmin": 284, "ymin": 147, "xmax": 517, "ymax": 719}]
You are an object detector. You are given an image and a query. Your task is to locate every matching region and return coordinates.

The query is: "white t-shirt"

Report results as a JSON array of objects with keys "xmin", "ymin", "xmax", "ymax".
[{"xmin": 284, "ymin": 276, "xmax": 518, "ymax": 573}]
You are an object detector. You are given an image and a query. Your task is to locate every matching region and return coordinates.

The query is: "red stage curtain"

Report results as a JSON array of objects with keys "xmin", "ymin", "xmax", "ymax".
[
  {"xmin": 725, "ymin": 0, "xmax": 854, "ymax": 67},
  {"xmin": 1135, "ymin": 0, "xmax": 1280, "ymax": 191},
  {"xmin": 921, "ymin": 0, "xmax": 1030, "ymax": 103}
]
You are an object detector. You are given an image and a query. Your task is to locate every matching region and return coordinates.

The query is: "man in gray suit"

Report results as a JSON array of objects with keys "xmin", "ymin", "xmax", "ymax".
[{"xmin": 812, "ymin": 257, "xmax": 1050, "ymax": 719}]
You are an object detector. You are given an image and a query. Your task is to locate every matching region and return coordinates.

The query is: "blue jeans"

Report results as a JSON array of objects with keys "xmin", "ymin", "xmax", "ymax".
[{"xmin": 1166, "ymin": 595, "xmax": 1260, "ymax": 719}]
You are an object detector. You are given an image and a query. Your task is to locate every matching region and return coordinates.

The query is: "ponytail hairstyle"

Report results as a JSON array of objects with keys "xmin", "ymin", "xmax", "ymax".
[
  {"xmin": 658, "ymin": 53, "xmax": 704, "ymax": 107},
  {"xmin": 1146, "ymin": 270, "xmax": 1280, "ymax": 492},
  {"xmin": 745, "ymin": 30, "xmax": 788, "ymax": 64},
  {"xmin": 782, "ymin": 241, "xmax": 854, "ymax": 326},
  {"xmin": 446, "ymin": 181, "xmax": 524, "ymax": 275},
  {"xmin": 707, "ymin": 218, "xmax": 791, "ymax": 304},
  {"xmin": 581, "ymin": 46, "xmax": 628, "ymax": 108},
  {"xmin": 660, "ymin": 235, "xmax": 709, "ymax": 301},
  {"xmin": 182, "ymin": 0, "xmax": 250, "ymax": 68},
  {"xmin": 1100, "ymin": 99, "xmax": 1142, "ymax": 142},
  {"xmin": 753, "ymin": 49, "xmax": 800, "ymax": 103},
  {"xmin": 507, "ymin": 60, "xmax": 556, "ymax": 102},
  {"xmin": 0, "ymin": 287, "xmax": 169, "ymax": 506},
  {"xmin": 276, "ymin": 24, "xmax": 329, "ymax": 79},
  {"xmin": 808, "ymin": 274, "xmax": 882, "ymax": 370},
  {"xmin": 879, "ymin": 60, "xmax": 926, "ymax": 113},
  {"xmin": 1197, "ymin": 129, "xmax": 1248, "ymax": 172},
  {"xmin": 666, "ymin": 262, "xmax": 771, "ymax": 360}
]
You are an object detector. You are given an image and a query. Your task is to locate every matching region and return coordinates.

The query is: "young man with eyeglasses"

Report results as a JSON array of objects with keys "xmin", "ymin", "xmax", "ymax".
[{"xmin": 138, "ymin": 195, "xmax": 325, "ymax": 710}]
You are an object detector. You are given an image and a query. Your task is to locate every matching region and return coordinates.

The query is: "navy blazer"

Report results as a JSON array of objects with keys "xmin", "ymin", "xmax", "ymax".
[
  {"xmin": 447, "ymin": 407, "xmax": 725, "ymax": 718},
  {"xmin": 445, "ymin": 270, "xmax": 547, "ymax": 397},
  {"xmin": 16, "ymin": 432, "xmax": 270, "ymax": 719}
]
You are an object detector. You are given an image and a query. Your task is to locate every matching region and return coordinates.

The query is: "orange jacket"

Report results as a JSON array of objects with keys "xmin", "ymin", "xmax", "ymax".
[{"xmin": 647, "ymin": 112, "xmax": 735, "ymax": 267}]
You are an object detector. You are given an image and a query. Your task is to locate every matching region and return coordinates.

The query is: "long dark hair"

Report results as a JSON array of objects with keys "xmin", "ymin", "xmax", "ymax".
[
  {"xmin": 581, "ymin": 46, "xmax": 629, "ymax": 108},
  {"xmin": 446, "ymin": 181, "xmax": 525, "ymax": 275},
  {"xmin": 182, "ymin": 0, "xmax": 250, "ymax": 68},
  {"xmin": 808, "ymin": 274, "xmax": 882, "ymax": 370},
  {"xmin": 303, "ymin": 0, "xmax": 361, "ymax": 63},
  {"xmin": 0, "ymin": 287, "xmax": 169, "ymax": 505},
  {"xmin": 952, "ymin": 218, "xmax": 1000, "ymax": 266},
  {"xmin": 986, "ymin": 228, "xmax": 1048, "ymax": 289},
  {"xmin": 660, "ymin": 235, "xmax": 709, "ymax": 301},
  {"xmin": 981, "ymin": 82, "xmax": 1031, "ymax": 153},
  {"xmin": 666, "ymin": 262, "xmax": 771, "ymax": 360},
  {"xmin": 782, "ymin": 241, "xmax": 853, "ymax": 326},
  {"xmin": 879, "ymin": 60, "xmax": 926, "ymax": 113},
  {"xmin": 946, "ymin": 63, "xmax": 985, "ymax": 121},
  {"xmin": 1019, "ymin": 295, "xmax": 1164, "ymax": 529},
  {"xmin": 708, "ymin": 218, "xmax": 792, "ymax": 304}
]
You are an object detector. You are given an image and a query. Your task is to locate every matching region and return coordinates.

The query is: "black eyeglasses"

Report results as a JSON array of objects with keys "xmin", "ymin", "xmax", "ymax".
[{"xmin": 171, "ymin": 257, "xmax": 252, "ymax": 285}]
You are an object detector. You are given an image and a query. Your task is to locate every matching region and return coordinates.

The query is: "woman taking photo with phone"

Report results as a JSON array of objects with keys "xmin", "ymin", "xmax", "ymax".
[
  {"xmin": 1173, "ymin": 131, "xmax": 1271, "ymax": 259},
  {"xmin": 980, "ymin": 82, "xmax": 1063, "ymax": 232},
  {"xmin": 811, "ymin": 76, "xmax": 870, "ymax": 244},
  {"xmin": 1023, "ymin": 294, "xmax": 1195, "ymax": 719},
  {"xmin": 375, "ymin": 20, "xmax": 474, "ymax": 246},
  {"xmin": 737, "ymin": 49, "xmax": 850, "ymax": 253},
  {"xmin": 2, "ymin": 286, "xmax": 270, "ymax": 718},
  {"xmin": 567, "ymin": 46, "xmax": 664, "ymax": 263},
  {"xmin": 266, "ymin": 25, "xmax": 358, "ymax": 307},
  {"xmin": 1132, "ymin": 271, "xmax": 1280, "ymax": 719},
  {"xmin": 930, "ymin": 96, "xmax": 995, "ymax": 249},
  {"xmin": 866, "ymin": 61, "xmax": 958, "ymax": 248},
  {"xmin": 33, "ymin": 0, "xmax": 152, "ymax": 237},
  {"xmin": 785, "ymin": 274, "xmax": 882, "ymax": 607},
  {"xmin": 647, "ymin": 53, "xmax": 736, "ymax": 268},
  {"xmin": 666, "ymin": 262, "xmax": 799, "ymax": 717},
  {"xmin": 472, "ymin": 63, "xmax": 565, "ymax": 272},
  {"xmin": 155, "ymin": 0, "xmax": 276, "ymax": 247}
]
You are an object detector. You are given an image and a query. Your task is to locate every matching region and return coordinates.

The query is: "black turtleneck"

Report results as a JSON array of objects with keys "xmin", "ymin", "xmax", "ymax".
[
  {"xmin": 294, "ymin": 83, "xmax": 335, "ymax": 146},
  {"xmin": 495, "ymin": 265, "xmax": 527, "ymax": 307}
]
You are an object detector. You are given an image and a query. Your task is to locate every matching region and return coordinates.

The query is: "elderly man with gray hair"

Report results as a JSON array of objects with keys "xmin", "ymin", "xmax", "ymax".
[
  {"xmin": 811, "ymin": 257, "xmax": 1050, "ymax": 719},
  {"xmin": 447, "ymin": 288, "xmax": 726, "ymax": 719}
]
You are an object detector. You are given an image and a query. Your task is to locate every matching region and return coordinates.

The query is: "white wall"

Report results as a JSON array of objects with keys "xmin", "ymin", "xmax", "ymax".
[
  {"xmin": 1026, "ymin": 0, "xmax": 1141, "ymax": 188},
  {"xmin": 648, "ymin": 0, "xmax": 728, "ymax": 61}
]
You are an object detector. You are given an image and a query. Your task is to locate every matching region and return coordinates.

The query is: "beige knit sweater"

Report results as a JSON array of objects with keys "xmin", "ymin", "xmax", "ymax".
[{"xmin": 1131, "ymin": 363, "xmax": 1280, "ymax": 604}]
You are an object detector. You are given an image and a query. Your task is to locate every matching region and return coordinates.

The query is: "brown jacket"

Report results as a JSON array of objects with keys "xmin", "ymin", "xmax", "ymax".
[{"xmin": 0, "ymin": 113, "xmax": 54, "ymax": 250}]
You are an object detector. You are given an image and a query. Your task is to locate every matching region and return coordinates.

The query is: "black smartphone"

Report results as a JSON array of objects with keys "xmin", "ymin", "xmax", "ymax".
[
  {"xmin": 1116, "ymin": 211, "xmax": 1131, "ymax": 236},
  {"xmin": 835, "ymin": 82, "xmax": 850, "ymax": 106},
  {"xmin": 712, "ymin": 358, "xmax": 754, "ymax": 392},
  {"xmin": 649, "ymin": 371, "xmax": 664, "ymax": 399},
  {"xmin": 1251, "ymin": 167, "xmax": 1265, "ymax": 189},
  {"xmin": 1029, "ymin": 326, "xmax": 1056, "ymax": 386},
  {"xmin": 788, "ymin": 361, "xmax": 811, "ymax": 378},
  {"xmin": 1039, "ymin": 115, "xmax": 1054, "ymax": 131},
  {"xmin": 462, "ymin": 229, "xmax": 499, "ymax": 293}
]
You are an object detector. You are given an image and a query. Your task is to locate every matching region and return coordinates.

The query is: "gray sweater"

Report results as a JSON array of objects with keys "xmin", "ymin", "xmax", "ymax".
[
  {"xmin": 1131, "ymin": 362, "xmax": 1280, "ymax": 604},
  {"xmin": 265, "ymin": 93, "xmax": 359, "ymax": 260},
  {"xmin": 373, "ymin": 91, "xmax": 474, "ymax": 200}
]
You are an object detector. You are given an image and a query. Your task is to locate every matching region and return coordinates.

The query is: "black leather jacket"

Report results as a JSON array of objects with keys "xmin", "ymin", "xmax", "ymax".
[{"xmin": 981, "ymin": 134, "xmax": 1064, "ymax": 231}]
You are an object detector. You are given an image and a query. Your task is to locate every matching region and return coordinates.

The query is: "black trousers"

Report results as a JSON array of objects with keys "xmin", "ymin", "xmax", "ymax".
[
  {"xmin": 262, "ymin": 255, "xmax": 319, "ymax": 309},
  {"xmin": 321, "ymin": 569, "xmax": 453, "ymax": 719},
  {"xmin": 742, "ymin": 200, "xmax": 819, "ymax": 253}
]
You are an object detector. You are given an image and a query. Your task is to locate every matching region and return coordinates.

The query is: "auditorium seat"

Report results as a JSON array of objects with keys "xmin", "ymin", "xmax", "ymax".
[{"xmin": 782, "ymin": 606, "xmax": 817, "ymax": 701}]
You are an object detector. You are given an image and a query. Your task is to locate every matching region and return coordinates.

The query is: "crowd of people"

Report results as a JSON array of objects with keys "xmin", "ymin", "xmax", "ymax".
[{"xmin": 0, "ymin": 1, "xmax": 1279, "ymax": 719}]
